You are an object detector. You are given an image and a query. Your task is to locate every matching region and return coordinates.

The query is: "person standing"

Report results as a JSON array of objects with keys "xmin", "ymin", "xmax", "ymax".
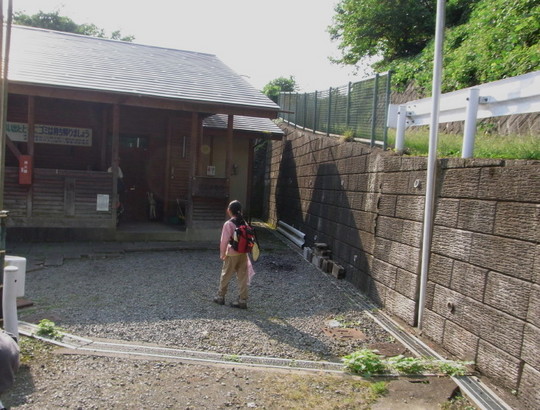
[{"xmin": 214, "ymin": 200, "xmax": 251, "ymax": 309}]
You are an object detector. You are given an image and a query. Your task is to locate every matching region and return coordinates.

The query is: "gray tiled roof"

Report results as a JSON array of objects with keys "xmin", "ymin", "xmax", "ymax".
[
  {"xmin": 9, "ymin": 25, "xmax": 279, "ymax": 113},
  {"xmin": 203, "ymin": 114, "xmax": 283, "ymax": 136}
]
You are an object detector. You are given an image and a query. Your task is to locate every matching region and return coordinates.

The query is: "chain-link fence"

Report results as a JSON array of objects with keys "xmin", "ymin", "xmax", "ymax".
[{"xmin": 279, "ymin": 72, "xmax": 392, "ymax": 148}]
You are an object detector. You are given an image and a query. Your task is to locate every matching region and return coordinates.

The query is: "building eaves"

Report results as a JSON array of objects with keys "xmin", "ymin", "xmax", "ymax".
[
  {"xmin": 203, "ymin": 114, "xmax": 284, "ymax": 138},
  {"xmin": 8, "ymin": 26, "xmax": 280, "ymax": 116}
]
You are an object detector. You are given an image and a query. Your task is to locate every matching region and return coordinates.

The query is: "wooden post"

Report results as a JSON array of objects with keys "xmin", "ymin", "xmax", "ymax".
[
  {"xmin": 26, "ymin": 96, "xmax": 35, "ymax": 217},
  {"xmin": 163, "ymin": 115, "xmax": 173, "ymax": 216},
  {"xmin": 226, "ymin": 114, "xmax": 234, "ymax": 200},
  {"xmin": 111, "ymin": 104, "xmax": 120, "ymax": 225},
  {"xmin": 0, "ymin": 0, "xmax": 13, "ymax": 209},
  {"xmin": 27, "ymin": 96, "xmax": 35, "ymax": 156},
  {"xmin": 187, "ymin": 112, "xmax": 199, "ymax": 229},
  {"xmin": 246, "ymin": 138, "xmax": 254, "ymax": 218},
  {"xmin": 100, "ymin": 105, "xmax": 108, "ymax": 170}
]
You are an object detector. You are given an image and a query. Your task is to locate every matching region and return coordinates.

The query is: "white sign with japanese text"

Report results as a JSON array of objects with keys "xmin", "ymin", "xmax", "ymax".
[{"xmin": 7, "ymin": 122, "xmax": 92, "ymax": 147}]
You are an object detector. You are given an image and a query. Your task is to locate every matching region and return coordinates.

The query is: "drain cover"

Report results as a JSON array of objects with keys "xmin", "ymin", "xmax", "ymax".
[
  {"xmin": 368, "ymin": 342, "xmax": 408, "ymax": 357},
  {"xmin": 323, "ymin": 327, "xmax": 366, "ymax": 340}
]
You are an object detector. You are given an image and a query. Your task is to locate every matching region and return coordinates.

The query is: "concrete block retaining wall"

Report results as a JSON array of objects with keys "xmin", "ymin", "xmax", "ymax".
[{"xmin": 265, "ymin": 123, "xmax": 540, "ymax": 408}]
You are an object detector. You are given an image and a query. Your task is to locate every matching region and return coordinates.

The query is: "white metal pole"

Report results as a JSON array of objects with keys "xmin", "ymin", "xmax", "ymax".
[
  {"xmin": 395, "ymin": 104, "xmax": 407, "ymax": 153},
  {"xmin": 462, "ymin": 87, "xmax": 480, "ymax": 158},
  {"xmin": 417, "ymin": 0, "xmax": 447, "ymax": 330},
  {"xmin": 3, "ymin": 265, "xmax": 19, "ymax": 340}
]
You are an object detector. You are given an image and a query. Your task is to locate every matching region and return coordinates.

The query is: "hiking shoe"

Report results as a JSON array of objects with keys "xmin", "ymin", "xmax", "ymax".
[
  {"xmin": 231, "ymin": 301, "xmax": 247, "ymax": 309},
  {"xmin": 213, "ymin": 296, "xmax": 225, "ymax": 305}
]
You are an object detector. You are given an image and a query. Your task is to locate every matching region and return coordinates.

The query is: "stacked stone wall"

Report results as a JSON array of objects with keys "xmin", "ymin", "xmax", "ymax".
[{"xmin": 266, "ymin": 123, "xmax": 540, "ymax": 408}]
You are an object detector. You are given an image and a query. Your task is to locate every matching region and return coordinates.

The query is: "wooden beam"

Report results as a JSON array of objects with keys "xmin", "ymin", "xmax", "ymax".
[{"xmin": 8, "ymin": 83, "xmax": 279, "ymax": 119}]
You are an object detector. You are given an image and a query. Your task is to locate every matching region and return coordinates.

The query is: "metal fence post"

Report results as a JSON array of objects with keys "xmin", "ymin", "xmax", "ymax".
[
  {"xmin": 288, "ymin": 92, "xmax": 293, "ymax": 124},
  {"xmin": 327, "ymin": 87, "xmax": 332, "ymax": 136},
  {"xmin": 313, "ymin": 91, "xmax": 318, "ymax": 133},
  {"xmin": 294, "ymin": 93, "xmax": 298, "ymax": 128},
  {"xmin": 370, "ymin": 73, "xmax": 380, "ymax": 147},
  {"xmin": 462, "ymin": 87, "xmax": 480, "ymax": 158},
  {"xmin": 346, "ymin": 82, "xmax": 352, "ymax": 130},
  {"xmin": 303, "ymin": 93, "xmax": 307, "ymax": 130},
  {"xmin": 383, "ymin": 72, "xmax": 392, "ymax": 150}
]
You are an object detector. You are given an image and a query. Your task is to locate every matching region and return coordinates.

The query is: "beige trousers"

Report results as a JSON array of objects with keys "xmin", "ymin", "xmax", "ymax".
[{"xmin": 218, "ymin": 254, "xmax": 249, "ymax": 302}]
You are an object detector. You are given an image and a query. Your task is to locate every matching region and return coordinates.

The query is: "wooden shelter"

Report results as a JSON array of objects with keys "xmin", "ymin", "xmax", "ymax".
[{"xmin": 3, "ymin": 26, "xmax": 282, "ymax": 240}]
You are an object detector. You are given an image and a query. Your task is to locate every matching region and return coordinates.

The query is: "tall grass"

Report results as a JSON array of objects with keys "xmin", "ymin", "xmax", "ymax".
[{"xmin": 385, "ymin": 129, "xmax": 540, "ymax": 160}]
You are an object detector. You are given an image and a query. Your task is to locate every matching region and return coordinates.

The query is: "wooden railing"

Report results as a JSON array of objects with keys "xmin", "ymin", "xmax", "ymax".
[
  {"xmin": 4, "ymin": 167, "xmax": 114, "ymax": 228},
  {"xmin": 191, "ymin": 177, "xmax": 228, "ymax": 199}
]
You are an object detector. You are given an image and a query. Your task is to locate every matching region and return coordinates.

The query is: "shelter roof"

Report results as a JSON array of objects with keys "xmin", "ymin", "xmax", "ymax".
[
  {"xmin": 203, "ymin": 114, "xmax": 283, "ymax": 138},
  {"xmin": 8, "ymin": 25, "xmax": 279, "ymax": 117}
]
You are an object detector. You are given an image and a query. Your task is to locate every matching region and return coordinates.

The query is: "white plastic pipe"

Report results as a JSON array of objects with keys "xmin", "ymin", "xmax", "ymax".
[
  {"xmin": 395, "ymin": 104, "xmax": 407, "ymax": 152},
  {"xmin": 417, "ymin": 0, "xmax": 447, "ymax": 331},
  {"xmin": 462, "ymin": 87, "xmax": 480, "ymax": 158},
  {"xmin": 3, "ymin": 265, "xmax": 19, "ymax": 340}
]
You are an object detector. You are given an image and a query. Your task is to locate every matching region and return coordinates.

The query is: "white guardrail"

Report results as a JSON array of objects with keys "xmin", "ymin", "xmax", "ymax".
[{"xmin": 387, "ymin": 70, "xmax": 540, "ymax": 157}]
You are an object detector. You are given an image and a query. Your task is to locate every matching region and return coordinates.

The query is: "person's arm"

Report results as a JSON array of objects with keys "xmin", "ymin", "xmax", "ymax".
[{"xmin": 220, "ymin": 220, "xmax": 235, "ymax": 260}]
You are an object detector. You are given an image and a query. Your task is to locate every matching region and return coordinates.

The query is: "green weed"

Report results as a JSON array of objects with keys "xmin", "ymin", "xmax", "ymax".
[
  {"xmin": 224, "ymin": 354, "xmax": 242, "ymax": 363},
  {"xmin": 342, "ymin": 349, "xmax": 386, "ymax": 376},
  {"xmin": 35, "ymin": 319, "xmax": 64, "ymax": 341},
  {"xmin": 370, "ymin": 381, "xmax": 388, "ymax": 396},
  {"xmin": 343, "ymin": 349, "xmax": 473, "ymax": 377},
  {"xmin": 387, "ymin": 129, "xmax": 539, "ymax": 160},
  {"xmin": 387, "ymin": 355, "xmax": 426, "ymax": 374}
]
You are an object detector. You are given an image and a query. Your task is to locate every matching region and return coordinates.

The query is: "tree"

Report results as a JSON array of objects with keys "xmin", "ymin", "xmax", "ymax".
[
  {"xmin": 262, "ymin": 76, "xmax": 298, "ymax": 103},
  {"xmin": 382, "ymin": 0, "xmax": 540, "ymax": 92},
  {"xmin": 328, "ymin": 0, "xmax": 478, "ymax": 66},
  {"xmin": 14, "ymin": 10, "xmax": 135, "ymax": 42}
]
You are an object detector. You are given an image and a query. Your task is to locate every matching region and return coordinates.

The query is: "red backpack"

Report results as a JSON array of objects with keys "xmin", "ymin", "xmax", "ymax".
[{"xmin": 229, "ymin": 218, "xmax": 256, "ymax": 253}]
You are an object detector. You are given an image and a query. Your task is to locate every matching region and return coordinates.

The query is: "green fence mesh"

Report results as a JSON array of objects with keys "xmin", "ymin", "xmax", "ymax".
[{"xmin": 279, "ymin": 72, "xmax": 391, "ymax": 147}]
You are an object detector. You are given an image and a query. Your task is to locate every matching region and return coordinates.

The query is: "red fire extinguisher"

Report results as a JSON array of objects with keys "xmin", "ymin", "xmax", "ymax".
[{"xmin": 18, "ymin": 155, "xmax": 33, "ymax": 185}]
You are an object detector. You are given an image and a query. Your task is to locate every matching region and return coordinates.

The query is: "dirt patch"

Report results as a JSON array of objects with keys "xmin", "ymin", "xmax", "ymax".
[{"xmin": 0, "ymin": 338, "xmax": 476, "ymax": 409}]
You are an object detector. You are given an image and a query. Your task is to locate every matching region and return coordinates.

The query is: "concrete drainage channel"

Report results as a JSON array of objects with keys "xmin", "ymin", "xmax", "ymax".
[
  {"xmin": 328, "ymin": 274, "xmax": 513, "ymax": 410},
  {"xmin": 17, "ymin": 322, "xmax": 344, "ymax": 373},
  {"xmin": 274, "ymin": 228, "xmax": 513, "ymax": 410}
]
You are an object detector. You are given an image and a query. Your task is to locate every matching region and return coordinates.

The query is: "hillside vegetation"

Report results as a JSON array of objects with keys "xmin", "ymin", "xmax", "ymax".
[{"xmin": 380, "ymin": 0, "xmax": 540, "ymax": 94}]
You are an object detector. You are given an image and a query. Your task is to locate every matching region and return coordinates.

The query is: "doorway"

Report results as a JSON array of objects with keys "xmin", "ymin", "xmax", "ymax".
[{"xmin": 118, "ymin": 135, "xmax": 166, "ymax": 222}]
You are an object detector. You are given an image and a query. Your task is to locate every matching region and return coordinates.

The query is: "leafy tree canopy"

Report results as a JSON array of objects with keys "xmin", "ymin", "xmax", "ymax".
[
  {"xmin": 329, "ymin": 0, "xmax": 476, "ymax": 65},
  {"xmin": 262, "ymin": 76, "xmax": 298, "ymax": 103},
  {"xmin": 14, "ymin": 10, "xmax": 135, "ymax": 42},
  {"xmin": 329, "ymin": 0, "xmax": 539, "ymax": 93},
  {"xmin": 382, "ymin": 0, "xmax": 540, "ymax": 93}
]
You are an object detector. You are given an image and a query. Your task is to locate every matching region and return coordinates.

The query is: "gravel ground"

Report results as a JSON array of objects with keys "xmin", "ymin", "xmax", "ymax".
[
  {"xmin": 17, "ymin": 246, "xmax": 392, "ymax": 361},
  {"xmin": 1, "ymin": 228, "xmax": 469, "ymax": 409}
]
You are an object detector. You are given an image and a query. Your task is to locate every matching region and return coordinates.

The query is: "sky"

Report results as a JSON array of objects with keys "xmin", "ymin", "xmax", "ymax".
[{"xmin": 8, "ymin": 0, "xmax": 373, "ymax": 92}]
